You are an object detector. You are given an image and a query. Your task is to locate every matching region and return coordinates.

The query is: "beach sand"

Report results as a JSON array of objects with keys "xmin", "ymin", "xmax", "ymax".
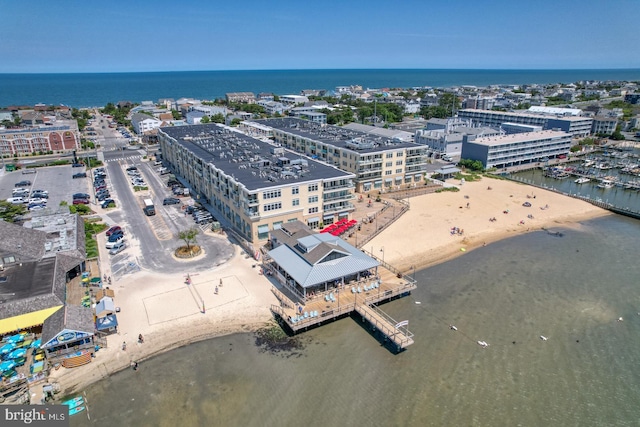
[
  {"xmin": 49, "ymin": 176, "xmax": 611, "ymax": 395},
  {"xmin": 368, "ymin": 176, "xmax": 611, "ymax": 272}
]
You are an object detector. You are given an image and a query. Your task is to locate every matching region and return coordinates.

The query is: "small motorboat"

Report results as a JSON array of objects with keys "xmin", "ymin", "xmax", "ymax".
[
  {"xmin": 540, "ymin": 335, "xmax": 548, "ymax": 341},
  {"xmin": 449, "ymin": 325, "xmax": 458, "ymax": 331},
  {"xmin": 477, "ymin": 340, "xmax": 489, "ymax": 348}
]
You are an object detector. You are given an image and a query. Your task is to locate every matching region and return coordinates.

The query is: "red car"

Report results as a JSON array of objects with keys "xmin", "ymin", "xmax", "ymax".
[
  {"xmin": 72, "ymin": 198, "xmax": 89, "ymax": 205},
  {"xmin": 106, "ymin": 225, "xmax": 122, "ymax": 236}
]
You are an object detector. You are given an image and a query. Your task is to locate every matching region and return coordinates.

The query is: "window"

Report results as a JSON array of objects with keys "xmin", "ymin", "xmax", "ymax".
[
  {"xmin": 291, "ymin": 186, "xmax": 299, "ymax": 195},
  {"xmin": 257, "ymin": 224, "xmax": 269, "ymax": 240},
  {"xmin": 308, "ymin": 195, "xmax": 318, "ymax": 203},
  {"xmin": 273, "ymin": 221, "xmax": 283, "ymax": 230},
  {"xmin": 308, "ymin": 207, "xmax": 318, "ymax": 214},
  {"xmin": 396, "ymin": 151, "xmax": 403, "ymax": 157},
  {"xmin": 308, "ymin": 183, "xmax": 318, "ymax": 192},
  {"xmin": 263, "ymin": 202, "xmax": 282, "ymax": 212},
  {"xmin": 396, "ymin": 160, "xmax": 403, "ymax": 165},
  {"xmin": 386, "ymin": 153, "xmax": 393, "ymax": 158},
  {"xmin": 263, "ymin": 189, "xmax": 281, "ymax": 199},
  {"xmin": 292, "ymin": 198, "xmax": 299, "ymax": 206},
  {"xmin": 385, "ymin": 170, "xmax": 392, "ymax": 175},
  {"xmin": 396, "ymin": 169, "xmax": 403, "ymax": 174},
  {"xmin": 385, "ymin": 161, "xmax": 392, "ymax": 167}
]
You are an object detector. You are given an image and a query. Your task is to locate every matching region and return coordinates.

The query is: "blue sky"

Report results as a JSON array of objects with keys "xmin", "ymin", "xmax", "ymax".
[{"xmin": 2, "ymin": 0, "xmax": 639, "ymax": 73}]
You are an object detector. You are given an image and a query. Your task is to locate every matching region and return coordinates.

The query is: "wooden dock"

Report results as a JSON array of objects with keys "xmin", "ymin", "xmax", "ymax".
[{"xmin": 270, "ymin": 267, "xmax": 416, "ymax": 352}]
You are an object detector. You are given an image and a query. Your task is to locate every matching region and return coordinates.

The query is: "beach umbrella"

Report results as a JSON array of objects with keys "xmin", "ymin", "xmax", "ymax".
[
  {"xmin": 30, "ymin": 339, "xmax": 41, "ymax": 349},
  {"xmin": 0, "ymin": 342, "xmax": 16, "ymax": 355},
  {"xmin": 0, "ymin": 360, "xmax": 16, "ymax": 372}
]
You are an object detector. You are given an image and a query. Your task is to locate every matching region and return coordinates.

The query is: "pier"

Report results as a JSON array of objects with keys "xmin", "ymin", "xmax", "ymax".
[{"xmin": 269, "ymin": 264, "xmax": 416, "ymax": 352}]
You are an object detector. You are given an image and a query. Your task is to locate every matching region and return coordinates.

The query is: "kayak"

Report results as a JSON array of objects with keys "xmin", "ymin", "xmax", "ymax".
[
  {"xmin": 69, "ymin": 406, "xmax": 85, "ymax": 416},
  {"xmin": 62, "ymin": 396, "xmax": 84, "ymax": 407}
]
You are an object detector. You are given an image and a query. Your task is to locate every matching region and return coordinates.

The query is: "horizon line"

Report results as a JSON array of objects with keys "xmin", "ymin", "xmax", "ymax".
[{"xmin": 2, "ymin": 67, "xmax": 640, "ymax": 75}]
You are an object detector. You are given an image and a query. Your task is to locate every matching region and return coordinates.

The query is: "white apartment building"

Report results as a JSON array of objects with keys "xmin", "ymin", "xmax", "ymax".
[
  {"xmin": 131, "ymin": 113, "xmax": 162, "ymax": 135},
  {"xmin": 461, "ymin": 130, "xmax": 572, "ymax": 169},
  {"xmin": 157, "ymin": 124, "xmax": 356, "ymax": 242}
]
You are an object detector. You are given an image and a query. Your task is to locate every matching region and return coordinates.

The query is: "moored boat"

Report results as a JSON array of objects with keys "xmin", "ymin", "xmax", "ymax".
[{"xmin": 574, "ymin": 177, "xmax": 590, "ymax": 184}]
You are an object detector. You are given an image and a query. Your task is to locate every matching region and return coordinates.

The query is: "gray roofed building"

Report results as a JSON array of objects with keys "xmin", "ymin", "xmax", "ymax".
[
  {"xmin": 41, "ymin": 305, "xmax": 94, "ymax": 350},
  {"xmin": 267, "ymin": 221, "xmax": 379, "ymax": 298},
  {"xmin": 0, "ymin": 215, "xmax": 86, "ymax": 335}
]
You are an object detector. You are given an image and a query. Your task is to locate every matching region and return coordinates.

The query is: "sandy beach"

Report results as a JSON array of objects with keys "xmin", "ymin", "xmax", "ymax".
[
  {"xmin": 368, "ymin": 176, "xmax": 611, "ymax": 272},
  {"xmin": 50, "ymin": 176, "xmax": 611, "ymax": 395}
]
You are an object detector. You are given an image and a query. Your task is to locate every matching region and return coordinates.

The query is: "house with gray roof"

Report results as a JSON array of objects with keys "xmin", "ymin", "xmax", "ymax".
[{"xmin": 266, "ymin": 221, "xmax": 379, "ymax": 299}]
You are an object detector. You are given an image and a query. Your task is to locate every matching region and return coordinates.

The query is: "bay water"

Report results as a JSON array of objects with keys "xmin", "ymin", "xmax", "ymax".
[{"xmin": 73, "ymin": 214, "xmax": 640, "ymax": 427}]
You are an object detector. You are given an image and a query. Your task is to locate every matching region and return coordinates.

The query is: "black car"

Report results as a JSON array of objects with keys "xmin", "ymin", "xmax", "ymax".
[
  {"xmin": 72, "ymin": 172, "xmax": 87, "ymax": 179},
  {"xmin": 107, "ymin": 230, "xmax": 124, "ymax": 241},
  {"xmin": 72, "ymin": 163, "xmax": 84, "ymax": 168},
  {"xmin": 167, "ymin": 179, "xmax": 179, "ymax": 187},
  {"xmin": 31, "ymin": 192, "xmax": 49, "ymax": 199},
  {"xmin": 15, "ymin": 180, "xmax": 31, "ymax": 187},
  {"xmin": 73, "ymin": 193, "xmax": 90, "ymax": 199},
  {"xmin": 101, "ymin": 199, "xmax": 115, "ymax": 209},
  {"xmin": 126, "ymin": 166, "xmax": 138, "ymax": 171},
  {"xmin": 163, "ymin": 197, "xmax": 180, "ymax": 205},
  {"xmin": 97, "ymin": 193, "xmax": 111, "ymax": 201},
  {"xmin": 96, "ymin": 189, "xmax": 110, "ymax": 196}
]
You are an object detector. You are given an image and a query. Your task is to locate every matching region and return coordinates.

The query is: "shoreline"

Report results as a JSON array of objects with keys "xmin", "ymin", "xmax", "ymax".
[{"xmin": 49, "ymin": 178, "xmax": 612, "ymax": 397}]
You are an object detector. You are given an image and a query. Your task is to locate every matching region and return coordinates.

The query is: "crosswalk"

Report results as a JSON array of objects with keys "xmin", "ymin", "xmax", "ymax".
[{"xmin": 104, "ymin": 155, "xmax": 142, "ymax": 163}]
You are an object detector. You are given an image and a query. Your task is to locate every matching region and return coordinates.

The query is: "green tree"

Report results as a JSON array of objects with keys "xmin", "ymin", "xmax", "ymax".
[
  {"xmin": 458, "ymin": 158, "xmax": 484, "ymax": 171},
  {"xmin": 200, "ymin": 115, "xmax": 211, "ymax": 124},
  {"xmin": 178, "ymin": 227, "xmax": 199, "ymax": 251},
  {"xmin": 230, "ymin": 118, "xmax": 242, "ymax": 126},
  {"xmin": 0, "ymin": 201, "xmax": 27, "ymax": 222},
  {"xmin": 171, "ymin": 109, "xmax": 182, "ymax": 120},
  {"xmin": 211, "ymin": 113, "xmax": 225, "ymax": 123}
]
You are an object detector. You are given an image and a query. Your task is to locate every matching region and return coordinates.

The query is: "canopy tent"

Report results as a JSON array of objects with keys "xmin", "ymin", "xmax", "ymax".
[
  {"xmin": 0, "ymin": 306, "xmax": 63, "ymax": 336},
  {"xmin": 95, "ymin": 297, "xmax": 115, "ymax": 318},
  {"xmin": 95, "ymin": 314, "xmax": 118, "ymax": 332}
]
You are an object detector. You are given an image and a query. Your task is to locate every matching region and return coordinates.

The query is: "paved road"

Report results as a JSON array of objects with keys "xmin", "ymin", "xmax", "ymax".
[{"xmin": 101, "ymin": 152, "xmax": 234, "ymax": 276}]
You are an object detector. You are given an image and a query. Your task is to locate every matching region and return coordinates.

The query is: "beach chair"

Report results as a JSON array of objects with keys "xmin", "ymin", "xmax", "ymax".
[
  {"xmin": 304, "ymin": 311, "xmax": 309, "ymax": 318},
  {"xmin": 313, "ymin": 311, "xmax": 318, "ymax": 317},
  {"xmin": 357, "ymin": 287, "xmax": 362, "ymax": 293},
  {"xmin": 324, "ymin": 294, "xmax": 330, "ymax": 302},
  {"xmin": 329, "ymin": 293, "xmax": 335, "ymax": 302},
  {"xmin": 352, "ymin": 287, "xmax": 356, "ymax": 293}
]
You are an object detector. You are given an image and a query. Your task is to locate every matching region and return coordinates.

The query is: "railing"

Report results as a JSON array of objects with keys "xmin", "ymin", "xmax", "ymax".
[{"xmin": 355, "ymin": 304, "xmax": 414, "ymax": 348}]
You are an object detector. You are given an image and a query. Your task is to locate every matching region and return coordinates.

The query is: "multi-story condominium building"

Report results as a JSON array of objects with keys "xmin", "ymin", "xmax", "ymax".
[
  {"xmin": 624, "ymin": 93, "xmax": 640, "ymax": 104},
  {"xmin": 591, "ymin": 116, "xmax": 618, "ymax": 135},
  {"xmin": 0, "ymin": 121, "xmax": 80, "ymax": 155},
  {"xmin": 157, "ymin": 124, "xmax": 356, "ymax": 242},
  {"xmin": 131, "ymin": 113, "xmax": 162, "ymax": 135},
  {"xmin": 252, "ymin": 118, "xmax": 429, "ymax": 193},
  {"xmin": 257, "ymin": 100, "xmax": 287, "ymax": 116},
  {"xmin": 225, "ymin": 92, "xmax": 256, "ymax": 104},
  {"xmin": 457, "ymin": 108, "xmax": 593, "ymax": 137},
  {"xmin": 290, "ymin": 111, "xmax": 327, "ymax": 124},
  {"xmin": 415, "ymin": 118, "xmax": 501, "ymax": 158},
  {"xmin": 280, "ymin": 95, "xmax": 309, "ymax": 105},
  {"xmin": 461, "ymin": 130, "xmax": 572, "ymax": 169}
]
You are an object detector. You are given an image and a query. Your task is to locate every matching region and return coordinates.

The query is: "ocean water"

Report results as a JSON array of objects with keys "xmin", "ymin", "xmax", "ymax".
[
  {"xmin": 2, "ymin": 69, "xmax": 639, "ymax": 108},
  {"xmin": 72, "ymin": 214, "xmax": 640, "ymax": 427}
]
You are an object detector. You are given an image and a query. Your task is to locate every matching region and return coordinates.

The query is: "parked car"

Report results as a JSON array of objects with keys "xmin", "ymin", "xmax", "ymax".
[
  {"xmin": 163, "ymin": 197, "xmax": 180, "ymax": 205},
  {"xmin": 15, "ymin": 180, "xmax": 31, "ymax": 187},
  {"xmin": 72, "ymin": 163, "xmax": 84, "ymax": 168},
  {"xmin": 106, "ymin": 225, "xmax": 122, "ymax": 236},
  {"xmin": 30, "ymin": 192, "xmax": 48, "ymax": 199},
  {"xmin": 12, "ymin": 189, "xmax": 29, "ymax": 197},
  {"xmin": 28, "ymin": 204, "xmax": 46, "ymax": 211},
  {"xmin": 108, "ymin": 231, "xmax": 124, "ymax": 242},
  {"xmin": 72, "ymin": 172, "xmax": 87, "ymax": 179},
  {"xmin": 108, "ymin": 242, "xmax": 126, "ymax": 255},
  {"xmin": 167, "ymin": 179, "xmax": 179, "ymax": 187},
  {"xmin": 105, "ymin": 235, "xmax": 125, "ymax": 248},
  {"xmin": 73, "ymin": 193, "xmax": 90, "ymax": 200},
  {"xmin": 101, "ymin": 199, "xmax": 115, "ymax": 208},
  {"xmin": 32, "ymin": 189, "xmax": 48, "ymax": 195},
  {"xmin": 28, "ymin": 198, "xmax": 47, "ymax": 205},
  {"xmin": 97, "ymin": 193, "xmax": 111, "ymax": 201},
  {"xmin": 72, "ymin": 198, "xmax": 90, "ymax": 205},
  {"xmin": 6, "ymin": 197, "xmax": 25, "ymax": 204},
  {"xmin": 22, "ymin": 168, "xmax": 36, "ymax": 174},
  {"xmin": 94, "ymin": 184, "xmax": 107, "ymax": 191},
  {"xmin": 126, "ymin": 166, "xmax": 138, "ymax": 171}
]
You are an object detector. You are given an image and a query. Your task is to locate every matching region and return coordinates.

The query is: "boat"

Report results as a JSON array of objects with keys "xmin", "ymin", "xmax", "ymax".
[
  {"xmin": 62, "ymin": 396, "xmax": 84, "ymax": 407},
  {"xmin": 69, "ymin": 406, "xmax": 85, "ymax": 416},
  {"xmin": 597, "ymin": 180, "xmax": 614, "ymax": 189},
  {"xmin": 477, "ymin": 340, "xmax": 489, "ymax": 348},
  {"xmin": 574, "ymin": 177, "xmax": 590, "ymax": 184},
  {"xmin": 449, "ymin": 325, "xmax": 458, "ymax": 331},
  {"xmin": 540, "ymin": 335, "xmax": 548, "ymax": 341}
]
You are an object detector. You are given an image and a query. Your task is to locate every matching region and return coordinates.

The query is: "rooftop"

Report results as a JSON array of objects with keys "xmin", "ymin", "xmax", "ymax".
[
  {"xmin": 258, "ymin": 117, "xmax": 422, "ymax": 154},
  {"xmin": 160, "ymin": 124, "xmax": 354, "ymax": 192},
  {"xmin": 469, "ymin": 130, "xmax": 570, "ymax": 147}
]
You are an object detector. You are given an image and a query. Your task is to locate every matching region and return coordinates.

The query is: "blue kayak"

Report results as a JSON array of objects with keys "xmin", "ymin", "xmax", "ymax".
[
  {"xmin": 69, "ymin": 406, "xmax": 85, "ymax": 416},
  {"xmin": 62, "ymin": 396, "xmax": 84, "ymax": 407}
]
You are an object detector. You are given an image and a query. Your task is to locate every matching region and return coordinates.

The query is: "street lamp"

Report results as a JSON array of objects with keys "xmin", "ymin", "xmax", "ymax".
[{"xmin": 380, "ymin": 246, "xmax": 385, "ymax": 264}]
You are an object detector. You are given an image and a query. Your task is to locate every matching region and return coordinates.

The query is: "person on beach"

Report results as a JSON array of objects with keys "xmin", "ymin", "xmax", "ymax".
[
  {"xmin": 122, "ymin": 341, "xmax": 127, "ymax": 351},
  {"xmin": 138, "ymin": 334, "xmax": 144, "ymax": 343}
]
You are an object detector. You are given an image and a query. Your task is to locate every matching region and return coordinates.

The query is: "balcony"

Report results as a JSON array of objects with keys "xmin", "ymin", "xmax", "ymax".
[
  {"xmin": 244, "ymin": 209, "xmax": 261, "ymax": 219},
  {"xmin": 323, "ymin": 202, "xmax": 355, "ymax": 214}
]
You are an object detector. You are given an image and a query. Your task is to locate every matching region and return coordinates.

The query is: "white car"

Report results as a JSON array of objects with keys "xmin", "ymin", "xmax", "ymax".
[
  {"xmin": 105, "ymin": 236, "xmax": 125, "ymax": 249},
  {"xmin": 29, "ymin": 198, "xmax": 47, "ymax": 205}
]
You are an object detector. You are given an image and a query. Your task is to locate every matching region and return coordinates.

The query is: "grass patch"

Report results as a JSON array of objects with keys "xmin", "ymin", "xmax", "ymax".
[
  {"xmin": 84, "ymin": 220, "xmax": 106, "ymax": 258},
  {"xmin": 133, "ymin": 186, "xmax": 148, "ymax": 191},
  {"xmin": 454, "ymin": 172, "xmax": 482, "ymax": 182},
  {"xmin": 435, "ymin": 187, "xmax": 460, "ymax": 193},
  {"xmin": 69, "ymin": 205, "xmax": 91, "ymax": 215}
]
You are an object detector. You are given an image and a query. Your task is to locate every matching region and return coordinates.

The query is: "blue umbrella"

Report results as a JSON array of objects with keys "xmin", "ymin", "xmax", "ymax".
[
  {"xmin": 30, "ymin": 339, "xmax": 41, "ymax": 349},
  {"xmin": 0, "ymin": 360, "xmax": 16, "ymax": 372},
  {"xmin": 0, "ymin": 342, "xmax": 16, "ymax": 355},
  {"xmin": 8, "ymin": 348, "xmax": 26, "ymax": 360}
]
